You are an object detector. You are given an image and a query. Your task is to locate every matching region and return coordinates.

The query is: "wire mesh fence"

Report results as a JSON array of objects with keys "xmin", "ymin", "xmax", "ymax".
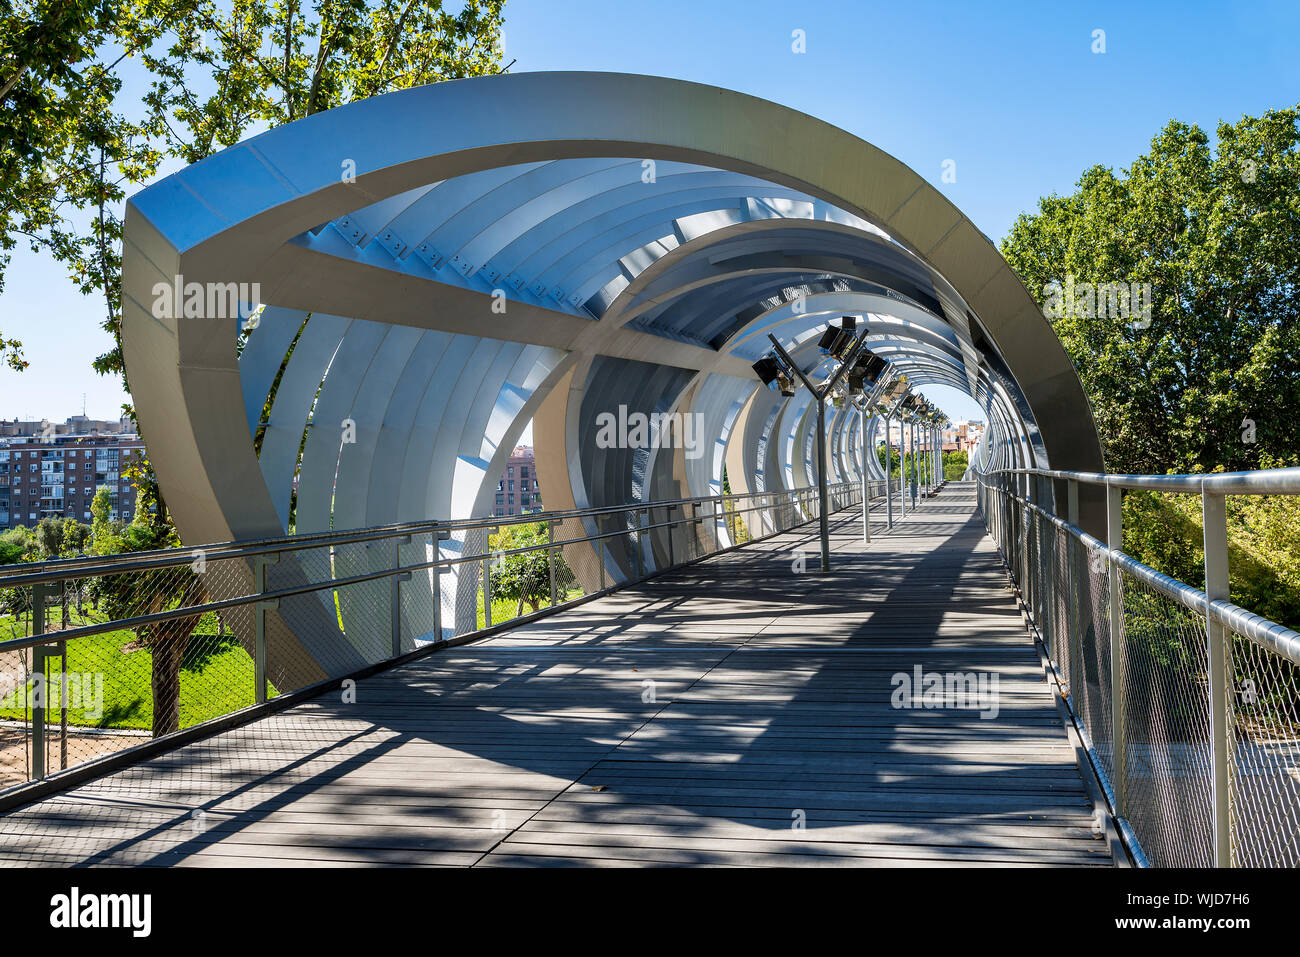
[
  {"xmin": 976, "ymin": 468, "xmax": 1300, "ymax": 868},
  {"xmin": 1117, "ymin": 572, "xmax": 1215, "ymax": 868},
  {"xmin": 1230, "ymin": 629, "xmax": 1300, "ymax": 866},
  {"xmin": 0, "ymin": 480, "xmax": 867, "ymax": 798}
]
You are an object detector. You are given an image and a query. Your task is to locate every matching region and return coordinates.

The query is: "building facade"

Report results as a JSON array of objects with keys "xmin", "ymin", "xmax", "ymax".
[
  {"xmin": 0, "ymin": 418, "xmax": 145, "ymax": 529},
  {"xmin": 942, "ymin": 421, "xmax": 986, "ymax": 453},
  {"xmin": 492, "ymin": 446, "xmax": 541, "ymax": 517}
]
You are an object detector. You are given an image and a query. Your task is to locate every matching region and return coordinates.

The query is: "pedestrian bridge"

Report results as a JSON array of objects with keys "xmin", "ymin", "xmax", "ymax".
[
  {"xmin": 1, "ymin": 72, "xmax": 1296, "ymax": 868},
  {"xmin": 3, "ymin": 471, "xmax": 1298, "ymax": 867}
]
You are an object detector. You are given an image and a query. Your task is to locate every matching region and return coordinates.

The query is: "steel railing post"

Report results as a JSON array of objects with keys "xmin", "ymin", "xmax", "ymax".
[
  {"xmin": 548, "ymin": 520, "xmax": 559, "ymax": 607},
  {"xmin": 666, "ymin": 505, "xmax": 675, "ymax": 568},
  {"xmin": 860, "ymin": 405, "xmax": 870, "ymax": 544},
  {"xmin": 1067, "ymin": 479, "xmax": 1081, "ymax": 699},
  {"xmin": 483, "ymin": 528, "xmax": 494, "ymax": 627},
  {"xmin": 1106, "ymin": 483, "xmax": 1127, "ymax": 817},
  {"xmin": 58, "ymin": 637, "xmax": 67, "ymax": 771},
  {"xmin": 1202, "ymin": 487, "xmax": 1234, "ymax": 867},
  {"xmin": 909, "ymin": 421, "xmax": 920, "ymax": 509},
  {"xmin": 253, "ymin": 553, "xmax": 278, "ymax": 705},
  {"xmin": 637, "ymin": 509, "xmax": 646, "ymax": 578},
  {"xmin": 915, "ymin": 422, "xmax": 921, "ymax": 500},
  {"xmin": 431, "ymin": 527, "xmax": 449, "ymax": 641},
  {"xmin": 899, "ymin": 423, "xmax": 907, "ymax": 518},
  {"xmin": 390, "ymin": 537, "xmax": 401, "ymax": 658},
  {"xmin": 1026, "ymin": 476, "xmax": 1037, "ymax": 628},
  {"xmin": 30, "ymin": 582, "xmax": 50, "ymax": 781}
]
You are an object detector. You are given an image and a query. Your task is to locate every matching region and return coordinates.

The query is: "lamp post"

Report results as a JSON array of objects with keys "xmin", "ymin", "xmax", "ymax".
[
  {"xmin": 854, "ymin": 395, "xmax": 871, "ymax": 545},
  {"xmin": 899, "ymin": 408, "xmax": 909, "ymax": 518},
  {"xmin": 883, "ymin": 410, "xmax": 894, "ymax": 529},
  {"xmin": 849, "ymin": 365, "xmax": 894, "ymax": 545},
  {"xmin": 762, "ymin": 325, "xmax": 869, "ymax": 573}
]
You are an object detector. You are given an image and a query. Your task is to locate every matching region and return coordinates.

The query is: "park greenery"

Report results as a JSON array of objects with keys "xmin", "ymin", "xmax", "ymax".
[
  {"xmin": 1001, "ymin": 105, "xmax": 1300, "ymax": 629},
  {"xmin": 486, "ymin": 521, "xmax": 579, "ymax": 623},
  {"xmin": 1, "ymin": 0, "xmax": 505, "ymax": 377}
]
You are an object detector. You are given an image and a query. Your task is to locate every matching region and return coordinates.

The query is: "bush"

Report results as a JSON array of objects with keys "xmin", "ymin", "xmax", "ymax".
[{"xmin": 1123, "ymin": 484, "xmax": 1300, "ymax": 631}]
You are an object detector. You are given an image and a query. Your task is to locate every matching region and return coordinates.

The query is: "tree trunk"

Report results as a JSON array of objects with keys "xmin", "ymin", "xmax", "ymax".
[
  {"xmin": 149, "ymin": 614, "xmax": 200, "ymax": 737},
  {"xmin": 150, "ymin": 629, "xmax": 185, "ymax": 737}
]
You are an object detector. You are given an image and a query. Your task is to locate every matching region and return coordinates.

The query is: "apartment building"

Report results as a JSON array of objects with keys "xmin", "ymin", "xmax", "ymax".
[
  {"xmin": 942, "ymin": 421, "xmax": 986, "ymax": 453},
  {"xmin": 0, "ymin": 418, "xmax": 145, "ymax": 529},
  {"xmin": 492, "ymin": 446, "xmax": 542, "ymax": 517}
]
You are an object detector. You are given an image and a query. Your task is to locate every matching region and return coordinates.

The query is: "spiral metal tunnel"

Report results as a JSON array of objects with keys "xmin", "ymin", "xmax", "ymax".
[{"xmin": 120, "ymin": 71, "xmax": 1103, "ymax": 690}]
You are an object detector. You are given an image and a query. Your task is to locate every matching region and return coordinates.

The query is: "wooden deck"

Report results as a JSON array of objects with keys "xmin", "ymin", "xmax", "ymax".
[{"xmin": 0, "ymin": 484, "xmax": 1112, "ymax": 867}]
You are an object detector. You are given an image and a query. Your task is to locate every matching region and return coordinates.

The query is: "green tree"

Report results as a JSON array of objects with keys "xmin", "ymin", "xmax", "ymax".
[
  {"xmin": 0, "ymin": 527, "xmax": 30, "ymax": 565},
  {"xmin": 1002, "ymin": 107, "xmax": 1300, "ymax": 629},
  {"xmin": 59, "ymin": 516, "xmax": 90, "ymax": 556},
  {"xmin": 91, "ymin": 470, "xmax": 207, "ymax": 736},
  {"xmin": 4, "ymin": 1, "xmax": 504, "ymax": 383},
  {"xmin": 0, "ymin": 0, "xmax": 156, "ymax": 370},
  {"xmin": 490, "ymin": 522, "xmax": 572, "ymax": 615},
  {"xmin": 1001, "ymin": 107, "xmax": 1300, "ymax": 475},
  {"xmin": 89, "ymin": 483, "xmax": 121, "ymax": 553},
  {"xmin": 943, "ymin": 449, "xmax": 968, "ymax": 481},
  {"xmin": 33, "ymin": 515, "xmax": 64, "ymax": 558}
]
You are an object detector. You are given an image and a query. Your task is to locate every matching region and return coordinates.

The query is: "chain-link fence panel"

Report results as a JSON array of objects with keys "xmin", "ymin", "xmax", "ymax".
[
  {"xmin": 1, "ymin": 551, "xmax": 262, "ymax": 790},
  {"xmin": 1075, "ymin": 536, "xmax": 1115, "ymax": 795},
  {"xmin": 1117, "ymin": 571, "xmax": 1214, "ymax": 868},
  {"xmin": 1229, "ymin": 631, "xmax": 1300, "ymax": 867}
]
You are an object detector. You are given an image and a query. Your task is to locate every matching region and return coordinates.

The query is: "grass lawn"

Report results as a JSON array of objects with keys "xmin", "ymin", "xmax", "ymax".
[
  {"xmin": 475, "ymin": 586, "xmax": 584, "ymax": 631},
  {"xmin": 0, "ymin": 610, "xmax": 272, "ymax": 732},
  {"xmin": 0, "ymin": 576, "xmax": 587, "ymax": 732}
]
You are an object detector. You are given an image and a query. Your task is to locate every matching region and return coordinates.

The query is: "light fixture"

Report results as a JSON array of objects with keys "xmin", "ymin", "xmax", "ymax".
[
  {"xmin": 752, "ymin": 355, "xmax": 783, "ymax": 389},
  {"xmin": 817, "ymin": 316, "xmax": 860, "ymax": 361}
]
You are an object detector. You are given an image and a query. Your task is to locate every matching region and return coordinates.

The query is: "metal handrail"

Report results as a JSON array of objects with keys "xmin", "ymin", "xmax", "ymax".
[
  {"xmin": 0, "ymin": 483, "xmax": 859, "ymax": 588},
  {"xmin": 985, "ymin": 480, "xmax": 1300, "ymax": 667},
  {"xmin": 974, "ymin": 464, "xmax": 1300, "ymax": 869},
  {"xmin": 992, "ymin": 465, "xmax": 1300, "ymax": 495},
  {"xmin": 0, "ymin": 482, "xmax": 863, "ymax": 654}
]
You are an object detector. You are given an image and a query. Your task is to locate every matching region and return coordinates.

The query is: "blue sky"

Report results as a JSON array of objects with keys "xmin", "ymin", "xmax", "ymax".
[{"xmin": 2, "ymin": 0, "xmax": 1296, "ymax": 424}]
